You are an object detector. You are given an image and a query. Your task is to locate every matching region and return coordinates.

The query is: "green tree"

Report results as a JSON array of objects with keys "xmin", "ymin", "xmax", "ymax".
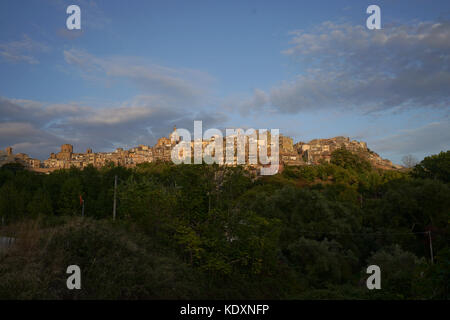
[
  {"xmin": 27, "ymin": 188, "xmax": 53, "ymax": 217},
  {"xmin": 331, "ymin": 147, "xmax": 372, "ymax": 172},
  {"xmin": 365, "ymin": 245, "xmax": 426, "ymax": 298},
  {"xmin": 0, "ymin": 182, "xmax": 25, "ymax": 223},
  {"xmin": 58, "ymin": 177, "xmax": 83, "ymax": 216},
  {"xmin": 412, "ymin": 150, "xmax": 450, "ymax": 183}
]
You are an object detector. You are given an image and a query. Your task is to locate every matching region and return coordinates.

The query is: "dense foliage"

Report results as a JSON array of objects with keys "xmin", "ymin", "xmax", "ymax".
[{"xmin": 0, "ymin": 149, "xmax": 448, "ymax": 299}]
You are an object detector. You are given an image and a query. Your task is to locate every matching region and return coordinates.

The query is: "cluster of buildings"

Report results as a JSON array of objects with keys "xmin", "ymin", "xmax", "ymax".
[
  {"xmin": 295, "ymin": 136, "xmax": 400, "ymax": 169},
  {"xmin": 0, "ymin": 146, "xmax": 41, "ymax": 169},
  {"xmin": 1, "ymin": 126, "xmax": 400, "ymax": 173}
]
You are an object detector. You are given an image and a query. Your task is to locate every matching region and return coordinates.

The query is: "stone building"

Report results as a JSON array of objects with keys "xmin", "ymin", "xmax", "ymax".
[
  {"xmin": 0, "ymin": 147, "xmax": 41, "ymax": 169},
  {"xmin": 279, "ymin": 134, "xmax": 304, "ymax": 166}
]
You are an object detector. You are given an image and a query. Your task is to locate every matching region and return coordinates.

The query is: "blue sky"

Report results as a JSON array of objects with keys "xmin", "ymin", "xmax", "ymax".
[{"xmin": 0, "ymin": 0, "xmax": 449, "ymax": 163}]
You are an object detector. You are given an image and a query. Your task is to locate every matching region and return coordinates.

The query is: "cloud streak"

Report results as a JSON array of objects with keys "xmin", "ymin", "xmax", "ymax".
[{"xmin": 0, "ymin": 35, "xmax": 50, "ymax": 64}]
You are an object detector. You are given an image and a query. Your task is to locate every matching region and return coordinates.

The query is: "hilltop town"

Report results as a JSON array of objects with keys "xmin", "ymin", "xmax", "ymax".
[{"xmin": 0, "ymin": 127, "xmax": 401, "ymax": 172}]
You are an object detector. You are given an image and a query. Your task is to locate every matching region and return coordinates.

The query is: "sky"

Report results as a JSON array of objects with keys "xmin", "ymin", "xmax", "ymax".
[{"xmin": 0, "ymin": 0, "xmax": 449, "ymax": 164}]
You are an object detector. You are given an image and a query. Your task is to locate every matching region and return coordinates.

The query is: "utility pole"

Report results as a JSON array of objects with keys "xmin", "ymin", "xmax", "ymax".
[
  {"xmin": 113, "ymin": 175, "xmax": 117, "ymax": 221},
  {"xmin": 428, "ymin": 230, "xmax": 434, "ymax": 264}
]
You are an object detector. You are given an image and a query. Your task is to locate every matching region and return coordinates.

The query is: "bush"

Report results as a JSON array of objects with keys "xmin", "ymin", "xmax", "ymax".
[{"xmin": 0, "ymin": 218, "xmax": 204, "ymax": 299}]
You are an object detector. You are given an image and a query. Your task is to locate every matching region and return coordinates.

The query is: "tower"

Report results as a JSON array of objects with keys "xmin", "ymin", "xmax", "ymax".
[
  {"xmin": 57, "ymin": 144, "xmax": 73, "ymax": 160},
  {"xmin": 61, "ymin": 144, "xmax": 73, "ymax": 153},
  {"xmin": 170, "ymin": 125, "xmax": 180, "ymax": 144}
]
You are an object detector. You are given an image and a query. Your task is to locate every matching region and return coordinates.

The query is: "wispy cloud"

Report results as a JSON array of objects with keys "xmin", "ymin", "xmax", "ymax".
[
  {"xmin": 63, "ymin": 48, "xmax": 215, "ymax": 105},
  {"xmin": 0, "ymin": 35, "xmax": 50, "ymax": 64}
]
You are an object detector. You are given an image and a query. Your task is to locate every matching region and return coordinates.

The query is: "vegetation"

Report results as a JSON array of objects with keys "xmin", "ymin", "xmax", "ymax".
[{"xmin": 0, "ymin": 149, "xmax": 448, "ymax": 299}]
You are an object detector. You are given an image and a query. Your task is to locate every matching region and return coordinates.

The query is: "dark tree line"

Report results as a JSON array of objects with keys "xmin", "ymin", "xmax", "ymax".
[{"xmin": 0, "ymin": 150, "xmax": 448, "ymax": 299}]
